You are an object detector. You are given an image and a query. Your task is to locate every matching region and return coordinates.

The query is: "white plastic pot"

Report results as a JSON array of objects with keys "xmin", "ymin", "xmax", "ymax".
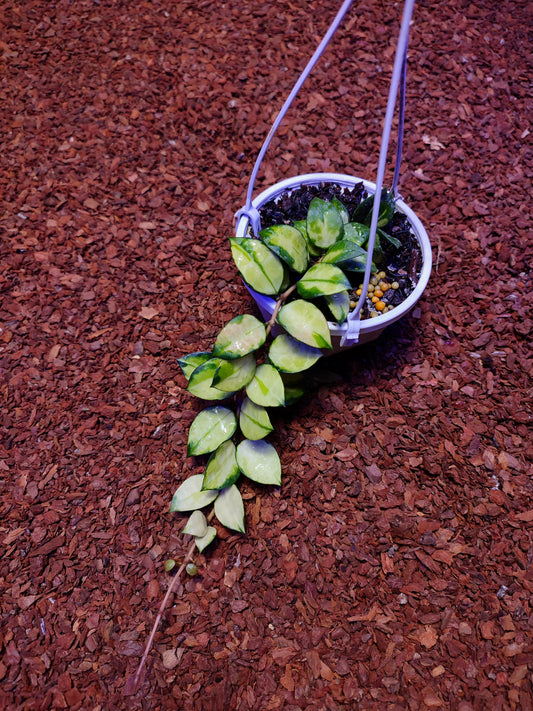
[{"xmin": 235, "ymin": 172, "xmax": 432, "ymax": 351}]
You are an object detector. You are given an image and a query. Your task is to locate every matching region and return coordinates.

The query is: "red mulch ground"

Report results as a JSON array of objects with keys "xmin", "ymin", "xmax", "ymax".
[{"xmin": 1, "ymin": 0, "xmax": 532, "ymax": 709}]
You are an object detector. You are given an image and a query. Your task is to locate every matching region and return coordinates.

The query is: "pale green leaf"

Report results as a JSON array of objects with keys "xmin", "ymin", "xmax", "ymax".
[
  {"xmin": 259, "ymin": 224, "xmax": 309, "ymax": 273},
  {"xmin": 202, "ymin": 440, "xmax": 240, "ymax": 490},
  {"xmin": 343, "ymin": 222, "xmax": 370, "ymax": 246},
  {"xmin": 182, "ymin": 510, "xmax": 208, "ymax": 537},
  {"xmin": 278, "ymin": 299, "xmax": 332, "ymax": 349},
  {"xmin": 230, "ymin": 237, "xmax": 285, "ymax": 295},
  {"xmin": 246, "ymin": 363, "xmax": 285, "ymax": 407},
  {"xmin": 170, "ymin": 474, "xmax": 218, "ymax": 512},
  {"xmin": 212, "ymin": 314, "xmax": 266, "ymax": 360},
  {"xmin": 239, "ymin": 397, "xmax": 273, "ymax": 440},
  {"xmin": 236, "ymin": 439, "xmax": 281, "ymax": 486},
  {"xmin": 212, "ymin": 353, "xmax": 256, "ymax": 391},
  {"xmin": 195, "ymin": 525, "xmax": 217, "ymax": 553},
  {"xmin": 187, "ymin": 406, "xmax": 237, "ymax": 456},
  {"xmin": 214, "ymin": 485, "xmax": 245, "ymax": 533},
  {"xmin": 297, "ymin": 263, "xmax": 351, "ymax": 298},
  {"xmin": 306, "ymin": 197, "xmax": 344, "ymax": 248},
  {"xmin": 268, "ymin": 333, "xmax": 322, "ymax": 373},
  {"xmin": 187, "ymin": 358, "xmax": 233, "ymax": 401}
]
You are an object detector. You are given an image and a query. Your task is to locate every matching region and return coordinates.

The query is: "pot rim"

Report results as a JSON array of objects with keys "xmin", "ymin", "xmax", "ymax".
[{"xmin": 235, "ymin": 172, "xmax": 432, "ymax": 338}]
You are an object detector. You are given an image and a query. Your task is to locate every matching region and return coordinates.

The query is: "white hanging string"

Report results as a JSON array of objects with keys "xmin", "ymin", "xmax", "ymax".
[
  {"xmin": 235, "ymin": 0, "xmax": 417, "ymax": 346},
  {"xmin": 235, "ymin": 0, "xmax": 355, "ymax": 234},
  {"xmin": 344, "ymin": 0, "xmax": 415, "ymax": 345}
]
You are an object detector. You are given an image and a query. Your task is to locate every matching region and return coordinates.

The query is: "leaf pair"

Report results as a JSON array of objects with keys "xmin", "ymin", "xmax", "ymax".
[
  {"xmin": 182, "ymin": 510, "xmax": 217, "ymax": 553},
  {"xmin": 170, "ymin": 439, "xmax": 282, "ymax": 533},
  {"xmin": 258, "ymin": 197, "xmax": 346, "ymax": 262},
  {"xmin": 170, "ymin": 475, "xmax": 245, "ymax": 534},
  {"xmin": 187, "ymin": 399, "xmax": 273, "ymax": 458},
  {"xmin": 231, "ymin": 198, "xmax": 351, "ymax": 297},
  {"xmin": 179, "ymin": 315, "xmax": 267, "ymax": 401},
  {"xmin": 201, "ymin": 434, "xmax": 281, "ymax": 493}
]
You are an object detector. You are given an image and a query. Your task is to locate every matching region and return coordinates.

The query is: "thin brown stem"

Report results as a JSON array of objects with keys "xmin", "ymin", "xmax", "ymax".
[
  {"xmin": 265, "ymin": 284, "xmax": 297, "ymax": 337},
  {"xmin": 265, "ymin": 254, "xmax": 327, "ymax": 337},
  {"xmin": 125, "ymin": 511, "xmax": 215, "ymax": 695}
]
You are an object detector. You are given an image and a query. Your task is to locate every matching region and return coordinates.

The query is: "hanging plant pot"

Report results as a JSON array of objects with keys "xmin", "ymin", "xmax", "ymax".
[
  {"xmin": 235, "ymin": 172, "xmax": 432, "ymax": 351},
  {"xmin": 129, "ymin": 2, "xmax": 436, "ymax": 693}
]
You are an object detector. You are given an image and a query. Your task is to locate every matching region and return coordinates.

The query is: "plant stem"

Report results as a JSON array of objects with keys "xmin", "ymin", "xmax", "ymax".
[
  {"xmin": 266, "ymin": 284, "xmax": 297, "ymax": 337},
  {"xmin": 126, "ymin": 511, "xmax": 214, "ymax": 695}
]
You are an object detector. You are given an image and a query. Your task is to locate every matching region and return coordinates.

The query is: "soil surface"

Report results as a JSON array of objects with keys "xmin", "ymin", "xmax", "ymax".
[
  {"xmin": 258, "ymin": 182, "xmax": 422, "ymax": 317},
  {"xmin": 1, "ymin": 1, "xmax": 531, "ymax": 709}
]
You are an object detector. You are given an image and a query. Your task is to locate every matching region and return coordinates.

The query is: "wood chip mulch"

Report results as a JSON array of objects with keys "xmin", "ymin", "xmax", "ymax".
[{"xmin": 1, "ymin": 0, "xmax": 531, "ymax": 709}]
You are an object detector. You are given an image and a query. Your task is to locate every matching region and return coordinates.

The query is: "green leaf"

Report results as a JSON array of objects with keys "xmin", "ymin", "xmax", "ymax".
[
  {"xmin": 212, "ymin": 314, "xmax": 266, "ymax": 360},
  {"xmin": 194, "ymin": 525, "xmax": 217, "ymax": 553},
  {"xmin": 322, "ymin": 240, "xmax": 368, "ymax": 271},
  {"xmin": 372, "ymin": 231, "xmax": 384, "ymax": 263},
  {"xmin": 239, "ymin": 397, "xmax": 273, "ymax": 440},
  {"xmin": 297, "ymin": 263, "xmax": 351, "ymax": 298},
  {"xmin": 230, "ymin": 237, "xmax": 285, "ymax": 295},
  {"xmin": 177, "ymin": 352, "xmax": 212, "ymax": 381},
  {"xmin": 212, "ymin": 353, "xmax": 256, "ymax": 392},
  {"xmin": 202, "ymin": 440, "xmax": 241, "ymax": 490},
  {"xmin": 268, "ymin": 333, "xmax": 322, "ymax": 373},
  {"xmin": 306, "ymin": 197, "xmax": 344, "ymax": 248},
  {"xmin": 214, "ymin": 485, "xmax": 245, "ymax": 533},
  {"xmin": 187, "ymin": 406, "xmax": 237, "ymax": 456},
  {"xmin": 182, "ymin": 510, "xmax": 208, "ymax": 537},
  {"xmin": 259, "ymin": 224, "xmax": 309, "ymax": 273},
  {"xmin": 375, "ymin": 191, "xmax": 395, "ymax": 227},
  {"xmin": 278, "ymin": 299, "xmax": 332, "ymax": 349},
  {"xmin": 246, "ymin": 363, "xmax": 285, "ymax": 407},
  {"xmin": 331, "ymin": 196, "xmax": 350, "ymax": 224},
  {"xmin": 292, "ymin": 219, "xmax": 307, "ymax": 237},
  {"xmin": 351, "ymin": 196, "xmax": 371, "ymax": 224},
  {"xmin": 293, "ymin": 219, "xmax": 322, "ymax": 256},
  {"xmin": 236, "ymin": 439, "xmax": 281, "ymax": 486},
  {"xmin": 342, "ymin": 222, "xmax": 369, "ymax": 246},
  {"xmin": 378, "ymin": 227, "xmax": 402, "ymax": 249},
  {"xmin": 187, "ymin": 358, "xmax": 233, "ymax": 401},
  {"xmin": 282, "ymin": 373, "xmax": 307, "ymax": 405},
  {"xmin": 352, "ymin": 189, "xmax": 395, "ymax": 227},
  {"xmin": 170, "ymin": 474, "xmax": 218, "ymax": 512},
  {"xmin": 324, "ymin": 290, "xmax": 351, "ymax": 324}
]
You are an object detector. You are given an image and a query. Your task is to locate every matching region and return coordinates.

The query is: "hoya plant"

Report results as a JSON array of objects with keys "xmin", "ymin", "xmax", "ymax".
[
  {"xmin": 170, "ymin": 188, "xmax": 402, "ymax": 550},
  {"xmin": 128, "ymin": 187, "xmax": 418, "ymax": 691}
]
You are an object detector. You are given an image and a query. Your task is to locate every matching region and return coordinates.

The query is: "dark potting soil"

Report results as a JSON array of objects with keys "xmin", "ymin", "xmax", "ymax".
[{"xmin": 259, "ymin": 182, "xmax": 422, "ymax": 318}]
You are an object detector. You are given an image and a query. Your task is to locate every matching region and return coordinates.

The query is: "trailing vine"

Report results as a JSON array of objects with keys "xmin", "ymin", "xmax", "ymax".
[
  {"xmin": 127, "ymin": 186, "xmax": 421, "ymax": 692},
  {"xmin": 170, "ymin": 191, "xmax": 400, "ymax": 542}
]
